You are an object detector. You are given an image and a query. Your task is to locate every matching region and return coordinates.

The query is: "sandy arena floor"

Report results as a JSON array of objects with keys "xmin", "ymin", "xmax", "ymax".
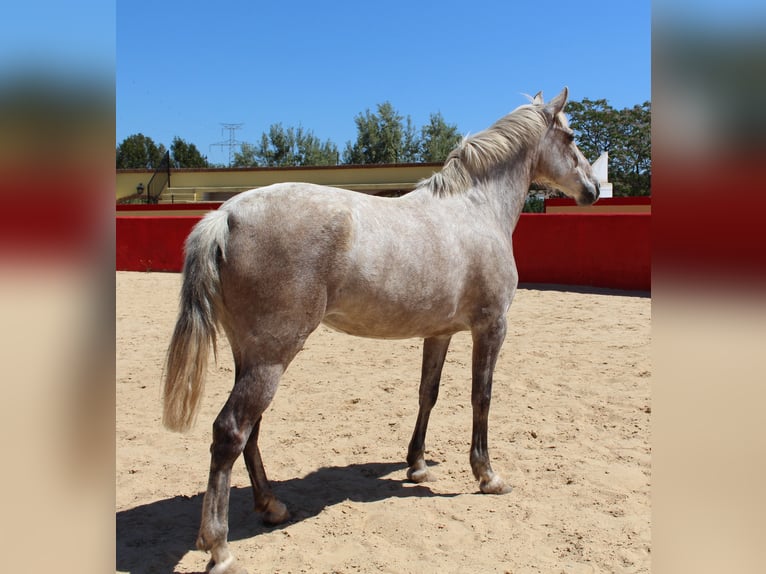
[{"xmin": 117, "ymin": 271, "xmax": 650, "ymax": 574}]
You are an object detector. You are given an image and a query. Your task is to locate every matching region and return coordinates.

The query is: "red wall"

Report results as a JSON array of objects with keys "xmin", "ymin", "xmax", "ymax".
[
  {"xmin": 545, "ymin": 196, "xmax": 651, "ymax": 211},
  {"xmin": 116, "ymin": 212, "xmax": 650, "ymax": 291},
  {"xmin": 514, "ymin": 213, "xmax": 650, "ymax": 291},
  {"xmin": 116, "ymin": 216, "xmax": 200, "ymax": 272},
  {"xmin": 116, "ymin": 202, "xmax": 222, "ymax": 213}
]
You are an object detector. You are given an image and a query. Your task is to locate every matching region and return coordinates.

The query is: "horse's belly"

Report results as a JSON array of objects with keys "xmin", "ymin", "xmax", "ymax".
[{"xmin": 321, "ymin": 306, "xmax": 468, "ymax": 340}]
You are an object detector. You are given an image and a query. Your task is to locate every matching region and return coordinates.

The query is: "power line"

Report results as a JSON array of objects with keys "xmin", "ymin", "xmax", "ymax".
[{"xmin": 211, "ymin": 123, "xmax": 244, "ymax": 167}]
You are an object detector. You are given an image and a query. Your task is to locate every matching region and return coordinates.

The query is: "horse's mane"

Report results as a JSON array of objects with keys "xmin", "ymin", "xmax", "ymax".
[{"xmin": 420, "ymin": 103, "xmax": 557, "ymax": 197}]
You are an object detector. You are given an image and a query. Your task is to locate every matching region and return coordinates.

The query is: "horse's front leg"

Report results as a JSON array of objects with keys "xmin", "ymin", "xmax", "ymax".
[
  {"xmin": 406, "ymin": 335, "xmax": 452, "ymax": 483},
  {"xmin": 470, "ymin": 318, "xmax": 513, "ymax": 494}
]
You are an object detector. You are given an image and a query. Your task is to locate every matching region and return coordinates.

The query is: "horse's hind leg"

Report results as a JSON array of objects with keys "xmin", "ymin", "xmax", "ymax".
[
  {"xmin": 243, "ymin": 415, "xmax": 289, "ymax": 525},
  {"xmin": 407, "ymin": 335, "xmax": 451, "ymax": 483},
  {"xmin": 196, "ymin": 363, "xmax": 283, "ymax": 574}
]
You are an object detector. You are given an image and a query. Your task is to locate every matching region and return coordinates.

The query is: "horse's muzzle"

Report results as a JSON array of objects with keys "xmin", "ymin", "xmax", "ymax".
[{"xmin": 576, "ymin": 181, "xmax": 600, "ymax": 206}]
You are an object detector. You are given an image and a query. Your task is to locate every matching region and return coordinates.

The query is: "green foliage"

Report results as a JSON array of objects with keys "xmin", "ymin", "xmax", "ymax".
[
  {"xmin": 610, "ymin": 102, "xmax": 651, "ymax": 197},
  {"xmin": 233, "ymin": 123, "xmax": 339, "ymax": 167},
  {"xmin": 566, "ymin": 99, "xmax": 617, "ymax": 161},
  {"xmin": 523, "ymin": 194, "xmax": 545, "ymax": 213},
  {"xmin": 118, "ymin": 97, "xmax": 650, "ymax": 184},
  {"xmin": 566, "ymin": 99, "xmax": 651, "ymax": 196},
  {"xmin": 232, "ymin": 142, "xmax": 258, "ymax": 167},
  {"xmin": 170, "ymin": 136, "xmax": 208, "ymax": 168},
  {"xmin": 402, "ymin": 116, "xmax": 420, "ymax": 164},
  {"xmin": 344, "ymin": 102, "xmax": 415, "ymax": 164},
  {"xmin": 419, "ymin": 112, "xmax": 462, "ymax": 163},
  {"xmin": 116, "ymin": 133, "xmax": 167, "ymax": 169},
  {"xmin": 343, "ymin": 103, "xmax": 462, "ymax": 165}
]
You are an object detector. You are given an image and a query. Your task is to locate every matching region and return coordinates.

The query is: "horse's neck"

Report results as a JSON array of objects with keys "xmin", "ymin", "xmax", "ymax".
[
  {"xmin": 480, "ymin": 152, "xmax": 535, "ymax": 231},
  {"xmin": 409, "ymin": 146, "xmax": 534, "ymax": 233}
]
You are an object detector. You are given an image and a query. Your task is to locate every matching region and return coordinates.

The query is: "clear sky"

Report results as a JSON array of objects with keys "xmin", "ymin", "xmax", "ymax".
[
  {"xmin": 117, "ymin": 0, "xmax": 651, "ymax": 166},
  {"xmin": 0, "ymin": 0, "xmax": 114, "ymax": 77}
]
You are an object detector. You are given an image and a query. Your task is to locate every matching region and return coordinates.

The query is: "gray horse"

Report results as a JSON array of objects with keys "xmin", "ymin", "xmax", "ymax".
[{"xmin": 163, "ymin": 88, "xmax": 599, "ymax": 574}]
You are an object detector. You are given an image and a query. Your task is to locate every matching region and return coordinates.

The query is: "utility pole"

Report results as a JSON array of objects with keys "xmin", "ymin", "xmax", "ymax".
[{"xmin": 211, "ymin": 123, "xmax": 244, "ymax": 167}]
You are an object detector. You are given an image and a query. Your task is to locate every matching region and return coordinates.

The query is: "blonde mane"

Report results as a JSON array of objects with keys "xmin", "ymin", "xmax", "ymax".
[{"xmin": 420, "ymin": 104, "xmax": 554, "ymax": 197}]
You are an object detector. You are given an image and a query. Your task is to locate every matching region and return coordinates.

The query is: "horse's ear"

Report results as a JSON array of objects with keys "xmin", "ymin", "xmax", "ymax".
[
  {"xmin": 532, "ymin": 91, "xmax": 544, "ymax": 105},
  {"xmin": 544, "ymin": 87, "xmax": 569, "ymax": 118}
]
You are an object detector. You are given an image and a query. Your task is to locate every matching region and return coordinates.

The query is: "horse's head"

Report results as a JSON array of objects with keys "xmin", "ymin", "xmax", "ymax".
[{"xmin": 531, "ymin": 87, "xmax": 600, "ymax": 206}]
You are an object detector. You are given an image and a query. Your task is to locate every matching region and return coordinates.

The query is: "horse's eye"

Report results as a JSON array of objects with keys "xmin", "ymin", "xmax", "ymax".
[{"xmin": 565, "ymin": 132, "xmax": 575, "ymax": 143}]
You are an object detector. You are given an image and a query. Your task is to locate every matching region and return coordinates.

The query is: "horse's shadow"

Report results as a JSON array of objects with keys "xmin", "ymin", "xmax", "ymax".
[{"xmin": 117, "ymin": 460, "xmax": 453, "ymax": 574}]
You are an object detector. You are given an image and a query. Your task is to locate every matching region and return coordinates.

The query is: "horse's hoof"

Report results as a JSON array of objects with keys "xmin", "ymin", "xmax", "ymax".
[
  {"xmin": 479, "ymin": 474, "xmax": 513, "ymax": 494},
  {"xmin": 407, "ymin": 466, "xmax": 432, "ymax": 483},
  {"xmin": 206, "ymin": 556, "xmax": 248, "ymax": 574},
  {"xmin": 262, "ymin": 499, "xmax": 290, "ymax": 525}
]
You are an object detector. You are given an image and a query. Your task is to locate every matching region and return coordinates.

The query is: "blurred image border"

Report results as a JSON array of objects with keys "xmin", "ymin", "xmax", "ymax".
[{"xmin": 653, "ymin": 1, "xmax": 766, "ymax": 572}]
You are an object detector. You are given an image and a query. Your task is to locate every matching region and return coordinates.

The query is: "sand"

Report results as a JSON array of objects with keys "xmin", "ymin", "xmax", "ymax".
[{"xmin": 116, "ymin": 271, "xmax": 650, "ymax": 574}]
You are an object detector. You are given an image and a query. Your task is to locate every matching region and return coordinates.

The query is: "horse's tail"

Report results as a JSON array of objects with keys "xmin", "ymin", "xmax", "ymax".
[{"xmin": 163, "ymin": 209, "xmax": 230, "ymax": 432}]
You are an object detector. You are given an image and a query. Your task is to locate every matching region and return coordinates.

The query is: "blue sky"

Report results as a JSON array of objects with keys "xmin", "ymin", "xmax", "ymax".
[
  {"xmin": 1, "ymin": 0, "xmax": 114, "ymax": 77},
  {"xmin": 116, "ymin": 1, "xmax": 651, "ymax": 166}
]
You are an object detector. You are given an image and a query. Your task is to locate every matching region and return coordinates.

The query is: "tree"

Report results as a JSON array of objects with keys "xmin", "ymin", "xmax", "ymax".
[
  {"xmin": 523, "ymin": 194, "xmax": 546, "ymax": 213},
  {"xmin": 610, "ymin": 102, "xmax": 651, "ymax": 197},
  {"xmin": 170, "ymin": 136, "xmax": 208, "ymax": 168},
  {"xmin": 419, "ymin": 112, "xmax": 462, "ymax": 162},
  {"xmin": 232, "ymin": 142, "xmax": 259, "ymax": 167},
  {"xmin": 116, "ymin": 133, "xmax": 167, "ymax": 169},
  {"xmin": 566, "ymin": 98, "xmax": 618, "ymax": 163},
  {"xmin": 233, "ymin": 123, "xmax": 339, "ymax": 167},
  {"xmin": 402, "ymin": 116, "xmax": 420, "ymax": 163},
  {"xmin": 566, "ymin": 99, "xmax": 651, "ymax": 196},
  {"xmin": 297, "ymin": 128, "xmax": 340, "ymax": 166},
  {"xmin": 343, "ymin": 102, "xmax": 416, "ymax": 164}
]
